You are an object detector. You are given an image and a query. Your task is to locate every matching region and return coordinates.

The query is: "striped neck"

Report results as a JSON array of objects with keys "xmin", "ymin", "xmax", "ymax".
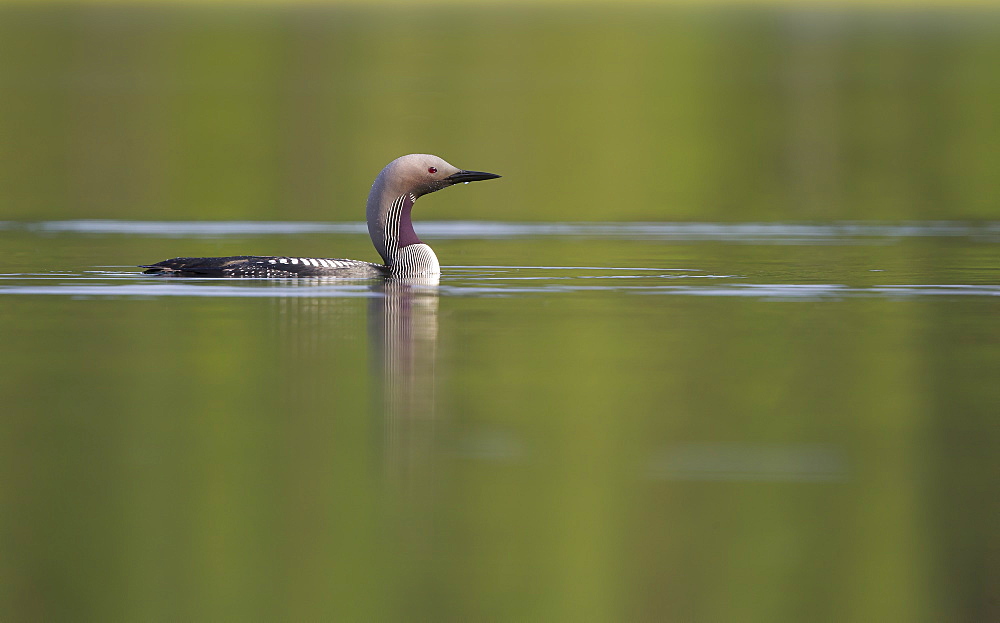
[
  {"xmin": 390, "ymin": 243, "xmax": 440, "ymax": 276},
  {"xmin": 368, "ymin": 191, "xmax": 440, "ymax": 276}
]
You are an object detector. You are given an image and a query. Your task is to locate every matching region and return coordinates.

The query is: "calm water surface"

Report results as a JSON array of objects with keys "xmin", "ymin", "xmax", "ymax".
[{"xmin": 1, "ymin": 220, "xmax": 997, "ymax": 621}]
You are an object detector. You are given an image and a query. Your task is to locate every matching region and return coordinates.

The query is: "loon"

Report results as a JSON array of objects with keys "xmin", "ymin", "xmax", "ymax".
[{"xmin": 141, "ymin": 154, "xmax": 500, "ymax": 277}]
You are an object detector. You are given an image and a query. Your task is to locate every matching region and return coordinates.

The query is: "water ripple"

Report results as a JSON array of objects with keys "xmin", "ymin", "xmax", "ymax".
[
  {"xmin": 4, "ymin": 219, "xmax": 999, "ymax": 243},
  {"xmin": 2, "ymin": 220, "xmax": 997, "ymax": 299},
  {"xmin": 0, "ymin": 270, "xmax": 997, "ymax": 300}
]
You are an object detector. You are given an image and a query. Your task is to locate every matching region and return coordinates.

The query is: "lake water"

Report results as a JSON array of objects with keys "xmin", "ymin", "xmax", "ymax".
[{"xmin": 1, "ymin": 219, "xmax": 998, "ymax": 621}]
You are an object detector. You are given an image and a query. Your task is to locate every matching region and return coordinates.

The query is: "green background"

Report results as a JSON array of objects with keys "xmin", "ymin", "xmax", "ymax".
[{"xmin": 2, "ymin": 4, "xmax": 998, "ymax": 223}]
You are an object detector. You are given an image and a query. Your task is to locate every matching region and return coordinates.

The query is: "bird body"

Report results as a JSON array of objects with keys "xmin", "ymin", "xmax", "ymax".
[
  {"xmin": 141, "ymin": 154, "xmax": 499, "ymax": 277},
  {"xmin": 142, "ymin": 255, "xmax": 387, "ymax": 278}
]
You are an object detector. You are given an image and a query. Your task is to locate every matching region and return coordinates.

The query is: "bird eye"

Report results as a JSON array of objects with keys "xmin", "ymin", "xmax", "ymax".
[{"xmin": 428, "ymin": 167, "xmax": 437, "ymax": 174}]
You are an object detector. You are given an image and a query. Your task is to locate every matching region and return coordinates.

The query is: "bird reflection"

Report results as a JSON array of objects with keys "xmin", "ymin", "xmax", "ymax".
[
  {"xmin": 267, "ymin": 276, "xmax": 441, "ymax": 480},
  {"xmin": 368, "ymin": 276, "xmax": 441, "ymax": 478}
]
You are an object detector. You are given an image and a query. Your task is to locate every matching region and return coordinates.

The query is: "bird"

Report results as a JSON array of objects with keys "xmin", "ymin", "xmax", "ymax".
[{"xmin": 140, "ymin": 154, "xmax": 500, "ymax": 277}]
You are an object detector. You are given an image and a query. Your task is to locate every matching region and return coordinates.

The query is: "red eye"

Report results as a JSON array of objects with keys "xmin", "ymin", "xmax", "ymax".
[{"xmin": 428, "ymin": 167, "xmax": 437, "ymax": 174}]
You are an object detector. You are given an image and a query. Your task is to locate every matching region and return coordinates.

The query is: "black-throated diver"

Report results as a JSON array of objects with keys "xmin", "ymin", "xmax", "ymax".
[{"xmin": 141, "ymin": 154, "xmax": 500, "ymax": 277}]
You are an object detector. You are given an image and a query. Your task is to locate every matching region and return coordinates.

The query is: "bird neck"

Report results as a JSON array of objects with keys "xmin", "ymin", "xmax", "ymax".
[
  {"xmin": 390, "ymin": 243, "xmax": 440, "ymax": 276},
  {"xmin": 367, "ymin": 186, "xmax": 439, "ymax": 275}
]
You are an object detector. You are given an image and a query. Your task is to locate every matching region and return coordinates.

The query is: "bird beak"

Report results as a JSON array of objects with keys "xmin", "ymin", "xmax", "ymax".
[{"xmin": 445, "ymin": 170, "xmax": 502, "ymax": 184}]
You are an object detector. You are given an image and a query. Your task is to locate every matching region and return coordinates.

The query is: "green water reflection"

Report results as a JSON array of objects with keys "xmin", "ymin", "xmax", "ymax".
[{"xmin": 1, "ymin": 226, "xmax": 998, "ymax": 621}]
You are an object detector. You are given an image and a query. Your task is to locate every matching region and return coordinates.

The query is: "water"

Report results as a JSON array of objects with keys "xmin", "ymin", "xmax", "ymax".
[
  {"xmin": 3, "ymin": 2, "xmax": 1000, "ymax": 619},
  {"xmin": 1, "ymin": 220, "xmax": 998, "ymax": 621}
]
